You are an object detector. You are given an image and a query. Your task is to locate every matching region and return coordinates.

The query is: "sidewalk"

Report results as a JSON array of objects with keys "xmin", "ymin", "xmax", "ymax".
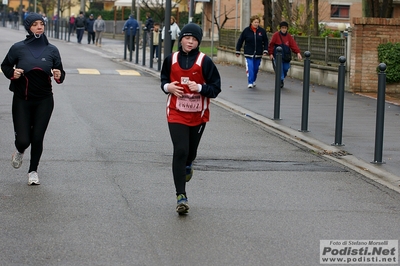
[{"xmin": 96, "ymin": 37, "xmax": 400, "ymax": 192}]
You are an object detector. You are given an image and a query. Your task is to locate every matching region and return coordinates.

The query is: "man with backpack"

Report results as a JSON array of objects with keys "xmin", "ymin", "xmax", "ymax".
[{"xmin": 268, "ymin": 21, "xmax": 302, "ymax": 88}]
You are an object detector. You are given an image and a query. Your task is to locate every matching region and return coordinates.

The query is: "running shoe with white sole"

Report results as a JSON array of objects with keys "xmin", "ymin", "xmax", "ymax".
[
  {"xmin": 11, "ymin": 151, "xmax": 24, "ymax": 169},
  {"xmin": 28, "ymin": 171, "xmax": 40, "ymax": 186},
  {"xmin": 176, "ymin": 194, "xmax": 189, "ymax": 214}
]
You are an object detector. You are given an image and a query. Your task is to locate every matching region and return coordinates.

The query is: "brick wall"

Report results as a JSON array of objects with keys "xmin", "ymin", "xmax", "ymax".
[{"xmin": 351, "ymin": 17, "xmax": 400, "ymax": 94}]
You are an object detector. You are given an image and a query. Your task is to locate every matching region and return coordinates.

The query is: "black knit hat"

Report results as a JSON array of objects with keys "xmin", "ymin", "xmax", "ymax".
[
  {"xmin": 179, "ymin": 23, "xmax": 203, "ymax": 45},
  {"xmin": 280, "ymin": 21, "xmax": 289, "ymax": 28},
  {"xmin": 24, "ymin": 13, "xmax": 45, "ymax": 33}
]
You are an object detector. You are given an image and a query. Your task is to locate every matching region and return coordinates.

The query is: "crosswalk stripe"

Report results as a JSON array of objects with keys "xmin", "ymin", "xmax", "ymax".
[
  {"xmin": 77, "ymin": 68, "xmax": 101, "ymax": 75},
  {"xmin": 116, "ymin": 70, "xmax": 141, "ymax": 76}
]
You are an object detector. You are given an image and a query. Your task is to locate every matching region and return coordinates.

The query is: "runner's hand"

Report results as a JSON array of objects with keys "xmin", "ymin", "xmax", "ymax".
[
  {"xmin": 188, "ymin": 81, "xmax": 200, "ymax": 92},
  {"xmin": 53, "ymin": 69, "xmax": 61, "ymax": 80},
  {"xmin": 168, "ymin": 81, "xmax": 184, "ymax": 97},
  {"xmin": 14, "ymin": 68, "xmax": 24, "ymax": 79}
]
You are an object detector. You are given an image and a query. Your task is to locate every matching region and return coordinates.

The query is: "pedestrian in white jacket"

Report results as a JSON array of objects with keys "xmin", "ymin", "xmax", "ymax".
[{"xmin": 162, "ymin": 16, "xmax": 181, "ymax": 54}]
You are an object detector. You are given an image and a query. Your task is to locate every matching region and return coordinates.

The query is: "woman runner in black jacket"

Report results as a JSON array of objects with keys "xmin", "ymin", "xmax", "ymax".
[{"xmin": 1, "ymin": 13, "xmax": 66, "ymax": 185}]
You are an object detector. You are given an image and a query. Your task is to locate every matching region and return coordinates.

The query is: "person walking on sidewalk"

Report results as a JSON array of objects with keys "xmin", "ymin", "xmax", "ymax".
[
  {"xmin": 144, "ymin": 12, "xmax": 154, "ymax": 45},
  {"xmin": 152, "ymin": 22, "xmax": 160, "ymax": 61},
  {"xmin": 235, "ymin": 15, "xmax": 268, "ymax": 89},
  {"xmin": 94, "ymin": 14, "xmax": 105, "ymax": 47},
  {"xmin": 122, "ymin": 14, "xmax": 139, "ymax": 52},
  {"xmin": 75, "ymin": 11, "xmax": 85, "ymax": 44},
  {"xmin": 160, "ymin": 23, "xmax": 221, "ymax": 214},
  {"xmin": 162, "ymin": 16, "xmax": 181, "ymax": 54},
  {"xmin": 1, "ymin": 13, "xmax": 66, "ymax": 185},
  {"xmin": 86, "ymin": 14, "xmax": 96, "ymax": 44},
  {"xmin": 68, "ymin": 13, "xmax": 76, "ymax": 37},
  {"xmin": 268, "ymin": 21, "xmax": 302, "ymax": 88}
]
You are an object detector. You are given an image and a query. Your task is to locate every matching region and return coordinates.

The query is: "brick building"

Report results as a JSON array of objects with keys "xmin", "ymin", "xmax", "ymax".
[{"xmin": 351, "ymin": 17, "xmax": 400, "ymax": 94}]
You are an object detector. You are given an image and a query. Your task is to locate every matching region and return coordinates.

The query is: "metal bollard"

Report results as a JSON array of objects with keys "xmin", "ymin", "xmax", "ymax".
[
  {"xmin": 67, "ymin": 20, "xmax": 71, "ymax": 42},
  {"xmin": 157, "ymin": 31, "xmax": 162, "ymax": 71},
  {"xmin": 332, "ymin": 56, "xmax": 346, "ymax": 146},
  {"xmin": 135, "ymin": 27, "xmax": 140, "ymax": 64},
  {"xmin": 63, "ymin": 20, "xmax": 67, "ymax": 41},
  {"xmin": 150, "ymin": 29, "xmax": 154, "ymax": 68},
  {"xmin": 372, "ymin": 63, "xmax": 387, "ymax": 164},
  {"xmin": 300, "ymin": 51, "xmax": 311, "ymax": 132},
  {"xmin": 123, "ymin": 29, "xmax": 127, "ymax": 60},
  {"xmin": 142, "ymin": 28, "xmax": 147, "ymax": 66},
  {"xmin": 129, "ymin": 27, "xmax": 133, "ymax": 62},
  {"xmin": 273, "ymin": 46, "xmax": 283, "ymax": 120}
]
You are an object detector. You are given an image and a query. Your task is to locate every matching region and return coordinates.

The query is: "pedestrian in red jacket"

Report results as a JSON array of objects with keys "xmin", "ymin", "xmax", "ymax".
[{"xmin": 268, "ymin": 21, "xmax": 302, "ymax": 88}]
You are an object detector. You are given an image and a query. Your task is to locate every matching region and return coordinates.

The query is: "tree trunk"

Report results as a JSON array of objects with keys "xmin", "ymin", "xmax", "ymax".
[
  {"xmin": 262, "ymin": 0, "xmax": 273, "ymax": 32},
  {"xmin": 313, "ymin": 0, "xmax": 319, "ymax": 36},
  {"xmin": 305, "ymin": 0, "xmax": 312, "ymax": 35}
]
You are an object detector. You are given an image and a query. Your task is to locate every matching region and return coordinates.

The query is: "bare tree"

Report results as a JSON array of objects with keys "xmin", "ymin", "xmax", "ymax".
[
  {"xmin": 262, "ymin": 0, "xmax": 272, "ymax": 31},
  {"xmin": 202, "ymin": 5, "xmax": 236, "ymax": 35},
  {"xmin": 140, "ymin": 0, "xmax": 182, "ymax": 24},
  {"xmin": 313, "ymin": 0, "xmax": 318, "ymax": 36},
  {"xmin": 38, "ymin": 0, "xmax": 54, "ymax": 17}
]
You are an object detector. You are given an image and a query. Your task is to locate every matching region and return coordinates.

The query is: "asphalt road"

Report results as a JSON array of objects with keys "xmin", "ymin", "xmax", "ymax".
[{"xmin": 0, "ymin": 27, "xmax": 399, "ymax": 266}]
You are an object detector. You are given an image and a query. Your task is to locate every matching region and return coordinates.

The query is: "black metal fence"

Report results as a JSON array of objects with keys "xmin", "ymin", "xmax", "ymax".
[{"xmin": 219, "ymin": 29, "xmax": 346, "ymax": 66}]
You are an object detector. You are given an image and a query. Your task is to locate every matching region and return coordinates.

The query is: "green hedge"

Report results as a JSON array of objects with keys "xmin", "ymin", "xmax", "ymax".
[{"xmin": 377, "ymin": 42, "xmax": 400, "ymax": 83}]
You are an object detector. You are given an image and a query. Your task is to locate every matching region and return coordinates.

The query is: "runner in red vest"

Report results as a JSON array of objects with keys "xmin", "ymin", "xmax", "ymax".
[{"xmin": 160, "ymin": 23, "xmax": 221, "ymax": 214}]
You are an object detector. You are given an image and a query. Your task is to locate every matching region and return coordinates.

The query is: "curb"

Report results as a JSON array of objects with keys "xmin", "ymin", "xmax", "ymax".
[{"xmin": 212, "ymin": 98, "xmax": 400, "ymax": 194}]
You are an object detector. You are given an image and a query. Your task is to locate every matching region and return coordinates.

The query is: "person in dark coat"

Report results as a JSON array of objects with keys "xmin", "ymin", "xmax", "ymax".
[
  {"xmin": 122, "ymin": 14, "xmax": 139, "ymax": 52},
  {"xmin": 235, "ymin": 15, "xmax": 268, "ymax": 88},
  {"xmin": 1, "ymin": 13, "xmax": 65, "ymax": 185},
  {"xmin": 86, "ymin": 14, "xmax": 95, "ymax": 44},
  {"xmin": 75, "ymin": 12, "xmax": 86, "ymax": 44}
]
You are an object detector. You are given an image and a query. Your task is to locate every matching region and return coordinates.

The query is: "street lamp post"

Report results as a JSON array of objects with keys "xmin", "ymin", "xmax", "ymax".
[
  {"xmin": 338, "ymin": 23, "xmax": 346, "ymax": 38},
  {"xmin": 163, "ymin": 0, "xmax": 172, "ymax": 59},
  {"xmin": 188, "ymin": 0, "xmax": 194, "ymax": 23}
]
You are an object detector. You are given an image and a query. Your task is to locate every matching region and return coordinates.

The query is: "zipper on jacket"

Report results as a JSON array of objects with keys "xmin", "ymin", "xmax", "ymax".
[
  {"xmin": 24, "ymin": 77, "xmax": 29, "ymax": 100},
  {"xmin": 253, "ymin": 31, "xmax": 257, "ymax": 56}
]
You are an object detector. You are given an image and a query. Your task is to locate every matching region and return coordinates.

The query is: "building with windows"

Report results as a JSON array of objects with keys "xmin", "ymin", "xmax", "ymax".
[
  {"xmin": 197, "ymin": 0, "xmax": 400, "ymax": 38},
  {"xmin": 6, "ymin": 0, "xmax": 29, "ymax": 13}
]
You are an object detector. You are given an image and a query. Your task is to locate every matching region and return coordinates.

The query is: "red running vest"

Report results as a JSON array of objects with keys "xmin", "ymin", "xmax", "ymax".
[{"xmin": 166, "ymin": 52, "xmax": 210, "ymax": 126}]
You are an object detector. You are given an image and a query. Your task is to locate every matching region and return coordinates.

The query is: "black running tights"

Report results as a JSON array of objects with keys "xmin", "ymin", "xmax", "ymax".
[
  {"xmin": 12, "ymin": 95, "xmax": 54, "ymax": 173},
  {"xmin": 168, "ymin": 122, "xmax": 206, "ymax": 195}
]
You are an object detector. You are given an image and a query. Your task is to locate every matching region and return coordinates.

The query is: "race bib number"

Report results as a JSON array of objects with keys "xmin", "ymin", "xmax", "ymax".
[
  {"xmin": 176, "ymin": 94, "xmax": 202, "ymax": 112},
  {"xmin": 181, "ymin": 77, "xmax": 190, "ymax": 84}
]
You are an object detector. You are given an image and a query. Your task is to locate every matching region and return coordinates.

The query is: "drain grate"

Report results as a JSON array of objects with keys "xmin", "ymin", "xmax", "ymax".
[
  {"xmin": 319, "ymin": 150, "xmax": 352, "ymax": 158},
  {"xmin": 193, "ymin": 158, "xmax": 347, "ymax": 172}
]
